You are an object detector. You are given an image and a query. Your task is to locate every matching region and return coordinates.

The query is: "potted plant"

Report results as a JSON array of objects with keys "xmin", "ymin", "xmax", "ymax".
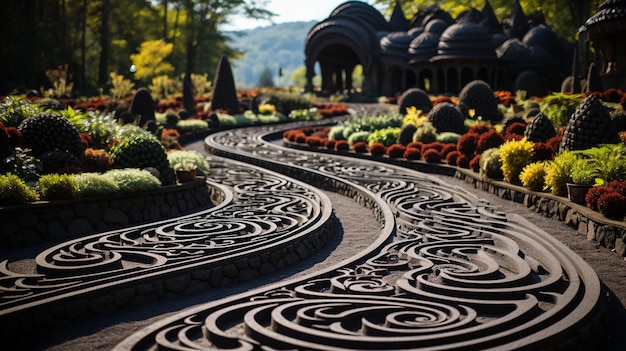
[
  {"xmin": 166, "ymin": 150, "xmax": 210, "ymax": 183},
  {"xmin": 567, "ymin": 158, "xmax": 596, "ymax": 204},
  {"xmin": 173, "ymin": 161, "xmax": 197, "ymax": 183}
]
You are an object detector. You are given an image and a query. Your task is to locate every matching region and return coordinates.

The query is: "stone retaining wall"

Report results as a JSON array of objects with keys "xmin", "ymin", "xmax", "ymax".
[{"xmin": 0, "ymin": 178, "xmax": 213, "ymax": 250}]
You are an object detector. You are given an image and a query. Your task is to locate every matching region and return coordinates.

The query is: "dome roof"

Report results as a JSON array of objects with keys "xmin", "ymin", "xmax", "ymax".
[
  {"xmin": 425, "ymin": 19, "xmax": 449, "ymax": 35},
  {"xmin": 408, "ymin": 32, "xmax": 440, "ymax": 61},
  {"xmin": 435, "ymin": 23, "xmax": 496, "ymax": 59},
  {"xmin": 305, "ymin": 15, "xmax": 380, "ymax": 72},
  {"xmin": 523, "ymin": 25, "xmax": 560, "ymax": 52},
  {"xmin": 330, "ymin": 1, "xmax": 391, "ymax": 32},
  {"xmin": 380, "ymin": 30, "xmax": 422, "ymax": 57},
  {"xmin": 409, "ymin": 5, "xmax": 454, "ymax": 28},
  {"xmin": 496, "ymin": 38, "xmax": 530, "ymax": 63}
]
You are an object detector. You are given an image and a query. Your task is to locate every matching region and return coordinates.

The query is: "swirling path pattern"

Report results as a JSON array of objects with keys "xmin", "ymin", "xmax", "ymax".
[
  {"xmin": 115, "ymin": 124, "xmax": 606, "ymax": 350},
  {"xmin": 0, "ymin": 158, "xmax": 335, "ymax": 339}
]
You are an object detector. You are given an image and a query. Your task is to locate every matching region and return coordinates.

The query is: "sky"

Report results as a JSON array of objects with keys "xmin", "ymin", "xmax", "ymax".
[{"xmin": 221, "ymin": 0, "xmax": 377, "ymax": 31}]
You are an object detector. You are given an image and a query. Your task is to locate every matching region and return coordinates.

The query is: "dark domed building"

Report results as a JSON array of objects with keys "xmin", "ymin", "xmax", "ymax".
[{"xmin": 304, "ymin": 0, "xmax": 573, "ymax": 97}]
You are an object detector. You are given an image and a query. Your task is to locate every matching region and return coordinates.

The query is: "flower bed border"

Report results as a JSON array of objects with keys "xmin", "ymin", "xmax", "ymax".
[
  {"xmin": 283, "ymin": 139, "xmax": 626, "ymax": 256},
  {"xmin": 0, "ymin": 177, "xmax": 214, "ymax": 250}
]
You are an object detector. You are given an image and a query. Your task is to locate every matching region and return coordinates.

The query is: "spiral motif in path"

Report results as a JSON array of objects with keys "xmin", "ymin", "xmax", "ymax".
[{"xmin": 115, "ymin": 124, "xmax": 604, "ymax": 350}]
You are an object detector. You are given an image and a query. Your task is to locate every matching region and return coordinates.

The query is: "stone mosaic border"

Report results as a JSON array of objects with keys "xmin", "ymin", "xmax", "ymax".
[{"xmin": 0, "ymin": 178, "xmax": 213, "ymax": 250}]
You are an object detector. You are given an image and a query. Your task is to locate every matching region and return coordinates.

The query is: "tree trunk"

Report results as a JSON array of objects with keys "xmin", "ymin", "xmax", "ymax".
[{"xmin": 98, "ymin": 0, "xmax": 109, "ymax": 87}]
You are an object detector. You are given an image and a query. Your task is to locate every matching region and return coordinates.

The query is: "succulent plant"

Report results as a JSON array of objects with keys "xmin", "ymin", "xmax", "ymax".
[
  {"xmin": 398, "ymin": 88, "xmax": 432, "ymax": 114},
  {"xmin": 560, "ymin": 94, "xmax": 621, "ymax": 151},
  {"xmin": 524, "ymin": 112, "xmax": 556, "ymax": 142},
  {"xmin": 18, "ymin": 112, "xmax": 84, "ymax": 157},
  {"xmin": 211, "ymin": 55, "xmax": 240, "ymax": 114},
  {"xmin": 457, "ymin": 80, "xmax": 502, "ymax": 122},
  {"xmin": 427, "ymin": 102, "xmax": 465, "ymax": 134},
  {"xmin": 108, "ymin": 134, "xmax": 175, "ymax": 185}
]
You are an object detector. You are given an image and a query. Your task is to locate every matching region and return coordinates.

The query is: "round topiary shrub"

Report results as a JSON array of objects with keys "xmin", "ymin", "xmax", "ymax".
[
  {"xmin": 499, "ymin": 138, "xmax": 535, "ymax": 183},
  {"xmin": 456, "ymin": 153, "xmax": 471, "ymax": 168},
  {"xmin": 324, "ymin": 139, "xmax": 336, "ymax": 149},
  {"xmin": 406, "ymin": 141, "xmax": 423, "ymax": 150},
  {"xmin": 476, "ymin": 129, "xmax": 505, "ymax": 153},
  {"xmin": 457, "ymin": 133, "xmax": 479, "ymax": 156},
  {"xmin": 427, "ymin": 102, "xmax": 465, "ymax": 134},
  {"xmin": 457, "ymin": 80, "xmax": 502, "ymax": 122},
  {"xmin": 423, "ymin": 149, "xmax": 442, "ymax": 163},
  {"xmin": 335, "ymin": 140, "xmax": 350, "ymax": 151},
  {"xmin": 532, "ymin": 142, "xmax": 553, "ymax": 162},
  {"xmin": 479, "ymin": 147, "xmax": 503, "ymax": 179},
  {"xmin": 369, "ymin": 142, "xmax": 386, "ymax": 157},
  {"xmin": 441, "ymin": 143, "xmax": 457, "ymax": 158},
  {"xmin": 519, "ymin": 162, "xmax": 548, "ymax": 191},
  {"xmin": 446, "ymin": 150, "xmax": 461, "ymax": 165},
  {"xmin": 387, "ymin": 144, "xmax": 406, "ymax": 158},
  {"xmin": 586, "ymin": 186, "xmax": 610, "ymax": 211},
  {"xmin": 353, "ymin": 141, "xmax": 369, "ymax": 153},
  {"xmin": 398, "ymin": 88, "xmax": 432, "ymax": 114},
  {"xmin": 404, "ymin": 147, "xmax": 422, "ymax": 160},
  {"xmin": 597, "ymin": 190, "xmax": 626, "ymax": 219}
]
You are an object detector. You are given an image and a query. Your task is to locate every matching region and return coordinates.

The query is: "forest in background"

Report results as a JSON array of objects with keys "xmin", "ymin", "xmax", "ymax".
[{"xmin": 0, "ymin": 0, "xmax": 604, "ymax": 97}]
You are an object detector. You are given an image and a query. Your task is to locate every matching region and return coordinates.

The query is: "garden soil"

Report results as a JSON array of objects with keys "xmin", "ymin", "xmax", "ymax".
[{"xmin": 23, "ymin": 144, "xmax": 626, "ymax": 351}]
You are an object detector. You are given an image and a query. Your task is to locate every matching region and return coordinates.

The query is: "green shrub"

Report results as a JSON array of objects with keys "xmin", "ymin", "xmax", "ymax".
[
  {"xmin": 499, "ymin": 138, "xmax": 535, "ymax": 183},
  {"xmin": 289, "ymin": 107, "xmax": 323, "ymax": 121},
  {"xmin": 479, "ymin": 147, "xmax": 503, "ymax": 179},
  {"xmin": 347, "ymin": 131, "xmax": 370, "ymax": 146},
  {"xmin": 412, "ymin": 121, "xmax": 438, "ymax": 143},
  {"xmin": 544, "ymin": 151, "xmax": 577, "ymax": 195},
  {"xmin": 176, "ymin": 119, "xmax": 209, "ymax": 133},
  {"xmin": 167, "ymin": 150, "xmax": 210, "ymax": 174},
  {"xmin": 75, "ymin": 173, "xmax": 120, "ymax": 197},
  {"xmin": 215, "ymin": 113, "xmax": 237, "ymax": 127},
  {"xmin": 367, "ymin": 127, "xmax": 401, "ymax": 147},
  {"xmin": 437, "ymin": 132, "xmax": 461, "ymax": 144},
  {"xmin": 103, "ymin": 169, "xmax": 161, "ymax": 192},
  {"xmin": 328, "ymin": 125, "xmax": 346, "ymax": 140},
  {"xmin": 37, "ymin": 173, "xmax": 79, "ymax": 201},
  {"xmin": 266, "ymin": 91, "xmax": 316, "ymax": 115},
  {"xmin": 109, "ymin": 133, "xmax": 174, "ymax": 185},
  {"xmin": 519, "ymin": 162, "xmax": 548, "ymax": 191},
  {"xmin": 0, "ymin": 173, "xmax": 39, "ymax": 205},
  {"xmin": 0, "ymin": 96, "xmax": 43, "ymax": 127}
]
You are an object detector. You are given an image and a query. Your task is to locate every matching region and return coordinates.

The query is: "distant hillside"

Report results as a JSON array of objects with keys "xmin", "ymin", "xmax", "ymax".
[{"xmin": 225, "ymin": 21, "xmax": 317, "ymax": 88}]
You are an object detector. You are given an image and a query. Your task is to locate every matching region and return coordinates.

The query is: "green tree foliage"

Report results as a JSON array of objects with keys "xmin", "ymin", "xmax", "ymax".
[
  {"xmin": 0, "ymin": 0, "xmax": 272, "ymax": 95},
  {"xmin": 257, "ymin": 67, "xmax": 275, "ymax": 87},
  {"xmin": 130, "ymin": 40, "xmax": 175, "ymax": 82}
]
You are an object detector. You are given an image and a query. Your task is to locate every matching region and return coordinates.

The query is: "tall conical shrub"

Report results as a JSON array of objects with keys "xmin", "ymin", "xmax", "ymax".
[
  {"xmin": 129, "ymin": 87, "xmax": 155, "ymax": 126},
  {"xmin": 182, "ymin": 73, "xmax": 196, "ymax": 116},
  {"xmin": 560, "ymin": 94, "xmax": 621, "ymax": 151},
  {"xmin": 211, "ymin": 55, "xmax": 239, "ymax": 114}
]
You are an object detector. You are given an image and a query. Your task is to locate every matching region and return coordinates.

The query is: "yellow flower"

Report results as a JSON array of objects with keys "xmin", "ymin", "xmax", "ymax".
[{"xmin": 259, "ymin": 103, "xmax": 276, "ymax": 115}]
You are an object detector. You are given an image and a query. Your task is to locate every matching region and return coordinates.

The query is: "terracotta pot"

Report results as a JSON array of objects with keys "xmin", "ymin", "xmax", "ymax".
[
  {"xmin": 175, "ymin": 169, "xmax": 197, "ymax": 183},
  {"xmin": 566, "ymin": 183, "xmax": 592, "ymax": 205}
]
